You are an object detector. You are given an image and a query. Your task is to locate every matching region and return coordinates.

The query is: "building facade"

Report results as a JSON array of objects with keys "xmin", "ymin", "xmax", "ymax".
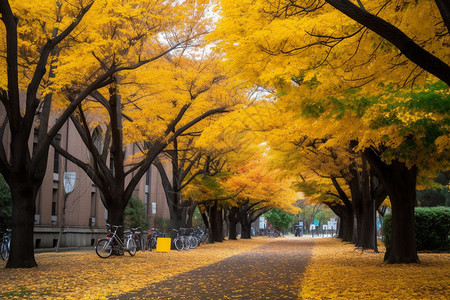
[{"xmin": 2, "ymin": 113, "xmax": 171, "ymax": 249}]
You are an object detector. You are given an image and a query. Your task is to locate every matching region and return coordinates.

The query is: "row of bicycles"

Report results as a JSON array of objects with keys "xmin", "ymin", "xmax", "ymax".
[
  {"xmin": 95, "ymin": 224, "xmax": 166, "ymax": 258},
  {"xmin": 1, "ymin": 229, "xmax": 11, "ymax": 261},
  {"xmin": 172, "ymin": 227, "xmax": 208, "ymax": 251},
  {"xmin": 95, "ymin": 224, "xmax": 209, "ymax": 258}
]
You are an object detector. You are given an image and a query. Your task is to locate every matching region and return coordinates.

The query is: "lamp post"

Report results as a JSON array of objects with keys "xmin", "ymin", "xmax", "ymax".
[{"xmin": 55, "ymin": 172, "xmax": 76, "ymax": 252}]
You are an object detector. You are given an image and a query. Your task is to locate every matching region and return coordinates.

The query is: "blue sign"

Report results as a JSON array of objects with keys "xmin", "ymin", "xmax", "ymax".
[{"xmin": 314, "ymin": 220, "xmax": 319, "ymax": 226}]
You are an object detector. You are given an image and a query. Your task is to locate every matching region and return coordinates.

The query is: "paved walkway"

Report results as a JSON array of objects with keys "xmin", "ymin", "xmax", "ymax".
[{"xmin": 112, "ymin": 238, "xmax": 313, "ymax": 300}]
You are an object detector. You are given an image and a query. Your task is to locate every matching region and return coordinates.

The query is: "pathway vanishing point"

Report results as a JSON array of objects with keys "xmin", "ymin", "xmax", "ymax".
[{"xmin": 113, "ymin": 237, "xmax": 313, "ymax": 300}]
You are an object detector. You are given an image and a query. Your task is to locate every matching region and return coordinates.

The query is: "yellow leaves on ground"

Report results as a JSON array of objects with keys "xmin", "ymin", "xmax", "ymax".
[
  {"xmin": 299, "ymin": 238, "xmax": 450, "ymax": 300},
  {"xmin": 0, "ymin": 238, "xmax": 272, "ymax": 300}
]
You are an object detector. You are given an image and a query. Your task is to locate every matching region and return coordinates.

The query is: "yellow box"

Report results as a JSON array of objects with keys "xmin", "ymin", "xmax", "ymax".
[{"xmin": 156, "ymin": 238, "xmax": 171, "ymax": 252}]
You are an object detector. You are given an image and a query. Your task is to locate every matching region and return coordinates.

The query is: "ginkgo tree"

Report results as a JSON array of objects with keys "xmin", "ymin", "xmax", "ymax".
[
  {"xmin": 212, "ymin": 0, "xmax": 449, "ymax": 263},
  {"xmin": 0, "ymin": 0, "xmax": 96, "ymax": 269},
  {"xmin": 193, "ymin": 108, "xmax": 300, "ymax": 240},
  {"xmin": 0, "ymin": 0, "xmax": 212, "ymax": 268}
]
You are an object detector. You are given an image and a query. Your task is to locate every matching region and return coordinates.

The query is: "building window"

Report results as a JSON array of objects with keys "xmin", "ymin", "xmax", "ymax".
[
  {"xmin": 146, "ymin": 168, "xmax": 151, "ymax": 185},
  {"xmin": 90, "ymin": 191, "xmax": 97, "ymax": 217},
  {"xmin": 53, "ymin": 134, "xmax": 61, "ymax": 173},
  {"xmin": 52, "ymin": 188, "xmax": 58, "ymax": 216},
  {"xmin": 144, "ymin": 193, "xmax": 149, "ymax": 217},
  {"xmin": 152, "ymin": 202, "xmax": 156, "ymax": 215}
]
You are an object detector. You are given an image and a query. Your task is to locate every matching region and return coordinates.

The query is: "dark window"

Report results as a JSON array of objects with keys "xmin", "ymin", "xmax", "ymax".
[
  {"xmin": 53, "ymin": 134, "xmax": 61, "ymax": 173},
  {"xmin": 90, "ymin": 191, "xmax": 96, "ymax": 217},
  {"xmin": 146, "ymin": 168, "xmax": 151, "ymax": 185},
  {"xmin": 52, "ymin": 188, "xmax": 57, "ymax": 216}
]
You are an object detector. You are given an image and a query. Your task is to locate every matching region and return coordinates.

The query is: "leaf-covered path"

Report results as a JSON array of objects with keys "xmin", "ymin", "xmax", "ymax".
[{"xmin": 113, "ymin": 238, "xmax": 313, "ymax": 299}]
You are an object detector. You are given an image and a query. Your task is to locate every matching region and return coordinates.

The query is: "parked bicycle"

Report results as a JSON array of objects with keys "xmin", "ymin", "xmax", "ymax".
[
  {"xmin": 1, "ymin": 229, "xmax": 12, "ymax": 260},
  {"xmin": 145, "ymin": 228, "xmax": 165, "ymax": 251},
  {"xmin": 172, "ymin": 227, "xmax": 208, "ymax": 251},
  {"xmin": 193, "ymin": 227, "xmax": 208, "ymax": 245},
  {"xmin": 127, "ymin": 227, "xmax": 144, "ymax": 252},
  {"xmin": 95, "ymin": 224, "xmax": 137, "ymax": 258},
  {"xmin": 173, "ymin": 228, "xmax": 191, "ymax": 251}
]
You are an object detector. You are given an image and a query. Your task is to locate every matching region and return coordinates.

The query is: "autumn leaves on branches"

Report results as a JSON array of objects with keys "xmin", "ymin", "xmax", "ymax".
[{"xmin": 211, "ymin": 0, "xmax": 449, "ymax": 263}]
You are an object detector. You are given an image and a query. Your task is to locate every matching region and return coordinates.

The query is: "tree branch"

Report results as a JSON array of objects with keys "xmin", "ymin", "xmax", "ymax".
[{"xmin": 325, "ymin": 0, "xmax": 450, "ymax": 86}]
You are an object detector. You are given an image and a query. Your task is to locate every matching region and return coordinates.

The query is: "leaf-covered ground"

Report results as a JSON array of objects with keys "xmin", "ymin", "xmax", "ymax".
[
  {"xmin": 116, "ymin": 238, "xmax": 312, "ymax": 299},
  {"xmin": 0, "ymin": 238, "xmax": 272, "ymax": 299},
  {"xmin": 299, "ymin": 238, "xmax": 450, "ymax": 299},
  {"xmin": 1, "ymin": 237, "xmax": 449, "ymax": 299}
]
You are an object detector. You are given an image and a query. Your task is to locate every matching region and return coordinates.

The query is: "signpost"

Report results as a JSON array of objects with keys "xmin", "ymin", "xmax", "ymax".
[{"xmin": 327, "ymin": 218, "xmax": 337, "ymax": 236}]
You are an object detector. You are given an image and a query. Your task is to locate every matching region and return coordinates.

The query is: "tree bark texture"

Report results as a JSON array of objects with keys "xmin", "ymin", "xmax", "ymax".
[
  {"xmin": 6, "ymin": 177, "xmax": 38, "ymax": 268},
  {"xmin": 364, "ymin": 149, "xmax": 419, "ymax": 263},
  {"xmin": 228, "ymin": 207, "xmax": 239, "ymax": 240},
  {"xmin": 240, "ymin": 213, "xmax": 252, "ymax": 239}
]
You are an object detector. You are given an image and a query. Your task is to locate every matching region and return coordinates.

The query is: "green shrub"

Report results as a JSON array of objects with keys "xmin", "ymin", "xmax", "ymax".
[
  {"xmin": 415, "ymin": 207, "xmax": 450, "ymax": 251},
  {"xmin": 382, "ymin": 213, "xmax": 392, "ymax": 251},
  {"xmin": 124, "ymin": 197, "xmax": 149, "ymax": 230},
  {"xmin": 382, "ymin": 207, "xmax": 450, "ymax": 252}
]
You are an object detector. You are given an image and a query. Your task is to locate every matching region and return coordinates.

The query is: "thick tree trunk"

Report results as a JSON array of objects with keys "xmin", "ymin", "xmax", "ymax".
[
  {"xmin": 240, "ymin": 213, "xmax": 252, "ymax": 239},
  {"xmin": 169, "ymin": 206, "xmax": 183, "ymax": 239},
  {"xmin": 208, "ymin": 202, "xmax": 223, "ymax": 242},
  {"xmin": 341, "ymin": 206, "xmax": 354, "ymax": 242},
  {"xmin": 385, "ymin": 163, "xmax": 418, "ymax": 263},
  {"xmin": 359, "ymin": 158, "xmax": 377, "ymax": 251},
  {"xmin": 228, "ymin": 207, "xmax": 239, "ymax": 240},
  {"xmin": 349, "ymin": 173, "xmax": 362, "ymax": 245},
  {"xmin": 216, "ymin": 206, "xmax": 224, "ymax": 242},
  {"xmin": 6, "ymin": 178, "xmax": 38, "ymax": 268},
  {"xmin": 364, "ymin": 150, "xmax": 419, "ymax": 263}
]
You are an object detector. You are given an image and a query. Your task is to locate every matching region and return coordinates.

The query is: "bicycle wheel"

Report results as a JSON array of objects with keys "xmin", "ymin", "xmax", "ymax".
[
  {"xmin": 183, "ymin": 237, "xmax": 190, "ymax": 250},
  {"xmin": 151, "ymin": 237, "xmax": 157, "ymax": 249},
  {"xmin": 95, "ymin": 239, "xmax": 112, "ymax": 258},
  {"xmin": 127, "ymin": 238, "xmax": 137, "ymax": 256},
  {"xmin": 174, "ymin": 237, "xmax": 184, "ymax": 251},
  {"xmin": 188, "ymin": 236, "xmax": 198, "ymax": 249},
  {"xmin": 1, "ymin": 242, "xmax": 8, "ymax": 260}
]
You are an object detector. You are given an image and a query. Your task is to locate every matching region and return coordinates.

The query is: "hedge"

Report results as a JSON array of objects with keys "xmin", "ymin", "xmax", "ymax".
[{"xmin": 382, "ymin": 206, "xmax": 450, "ymax": 252}]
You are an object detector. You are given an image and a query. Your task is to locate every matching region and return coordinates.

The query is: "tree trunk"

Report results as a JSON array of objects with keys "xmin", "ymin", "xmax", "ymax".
[
  {"xmin": 6, "ymin": 177, "xmax": 38, "ymax": 268},
  {"xmin": 215, "ymin": 206, "xmax": 224, "ymax": 242},
  {"xmin": 349, "ymin": 172, "xmax": 362, "ymax": 245},
  {"xmin": 359, "ymin": 158, "xmax": 377, "ymax": 251},
  {"xmin": 385, "ymin": 162, "xmax": 418, "ymax": 263},
  {"xmin": 208, "ymin": 202, "xmax": 223, "ymax": 243},
  {"xmin": 364, "ymin": 150, "xmax": 419, "ymax": 263},
  {"xmin": 182, "ymin": 201, "xmax": 197, "ymax": 228},
  {"xmin": 240, "ymin": 213, "xmax": 252, "ymax": 239},
  {"xmin": 228, "ymin": 207, "xmax": 239, "ymax": 240},
  {"xmin": 169, "ymin": 206, "xmax": 183, "ymax": 240},
  {"xmin": 341, "ymin": 206, "xmax": 354, "ymax": 242}
]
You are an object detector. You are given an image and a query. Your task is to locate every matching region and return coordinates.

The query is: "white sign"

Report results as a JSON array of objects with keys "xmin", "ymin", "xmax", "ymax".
[
  {"xmin": 152, "ymin": 202, "xmax": 157, "ymax": 215},
  {"xmin": 310, "ymin": 224, "xmax": 315, "ymax": 230},
  {"xmin": 63, "ymin": 172, "xmax": 76, "ymax": 194},
  {"xmin": 328, "ymin": 220, "xmax": 337, "ymax": 230}
]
